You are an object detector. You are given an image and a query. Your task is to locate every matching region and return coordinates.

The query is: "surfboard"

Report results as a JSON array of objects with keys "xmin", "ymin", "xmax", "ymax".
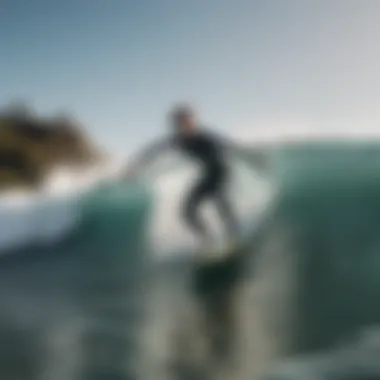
[
  {"xmin": 192, "ymin": 240, "xmax": 247, "ymax": 298},
  {"xmin": 169, "ymin": 239, "xmax": 249, "ymax": 378},
  {"xmin": 194, "ymin": 238, "xmax": 245, "ymax": 263}
]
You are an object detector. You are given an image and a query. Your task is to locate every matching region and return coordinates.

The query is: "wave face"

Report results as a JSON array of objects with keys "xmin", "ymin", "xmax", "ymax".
[
  {"xmin": 241, "ymin": 142, "xmax": 380, "ymax": 380},
  {"xmin": 274, "ymin": 143, "xmax": 380, "ymax": 348},
  {"xmin": 2, "ymin": 141, "xmax": 380, "ymax": 380},
  {"xmin": 0, "ymin": 175, "xmax": 152, "ymax": 380}
]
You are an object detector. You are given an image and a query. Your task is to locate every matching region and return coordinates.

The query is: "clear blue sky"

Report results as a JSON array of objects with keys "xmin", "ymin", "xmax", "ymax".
[{"xmin": 1, "ymin": 0, "xmax": 380, "ymax": 155}]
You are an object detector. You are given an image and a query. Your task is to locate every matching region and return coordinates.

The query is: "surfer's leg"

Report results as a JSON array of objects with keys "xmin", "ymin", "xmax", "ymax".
[
  {"xmin": 182, "ymin": 181, "xmax": 211, "ymax": 241},
  {"xmin": 214, "ymin": 187, "xmax": 239, "ymax": 239}
]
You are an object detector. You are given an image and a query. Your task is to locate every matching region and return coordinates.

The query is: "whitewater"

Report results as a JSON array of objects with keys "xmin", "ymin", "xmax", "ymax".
[{"xmin": 0, "ymin": 161, "xmax": 126, "ymax": 253}]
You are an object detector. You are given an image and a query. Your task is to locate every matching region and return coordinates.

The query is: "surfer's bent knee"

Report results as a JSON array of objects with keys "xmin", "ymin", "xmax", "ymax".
[{"xmin": 183, "ymin": 197, "xmax": 198, "ymax": 225}]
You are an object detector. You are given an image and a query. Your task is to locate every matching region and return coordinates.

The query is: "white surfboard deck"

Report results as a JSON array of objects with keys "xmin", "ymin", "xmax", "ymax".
[{"xmin": 194, "ymin": 239, "xmax": 244, "ymax": 264}]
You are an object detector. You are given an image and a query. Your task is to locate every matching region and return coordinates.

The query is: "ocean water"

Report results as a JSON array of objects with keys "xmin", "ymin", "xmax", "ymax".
[
  {"xmin": 1, "ymin": 142, "xmax": 380, "ymax": 380},
  {"xmin": 255, "ymin": 142, "xmax": 380, "ymax": 380},
  {"xmin": 0, "ymin": 175, "xmax": 152, "ymax": 380}
]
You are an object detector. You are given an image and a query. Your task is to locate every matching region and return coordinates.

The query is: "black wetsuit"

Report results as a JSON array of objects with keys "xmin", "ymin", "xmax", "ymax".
[
  {"xmin": 134, "ymin": 130, "xmax": 239, "ymax": 240},
  {"xmin": 174, "ymin": 131, "xmax": 238, "ymax": 240}
]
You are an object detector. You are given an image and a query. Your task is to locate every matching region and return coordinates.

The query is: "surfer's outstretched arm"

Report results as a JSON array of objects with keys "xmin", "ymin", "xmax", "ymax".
[
  {"xmin": 126, "ymin": 137, "xmax": 174, "ymax": 176},
  {"xmin": 215, "ymin": 133, "xmax": 270, "ymax": 174}
]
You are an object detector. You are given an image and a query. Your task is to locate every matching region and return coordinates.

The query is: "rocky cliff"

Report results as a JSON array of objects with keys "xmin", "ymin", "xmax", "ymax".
[{"xmin": 0, "ymin": 106, "xmax": 104, "ymax": 190}]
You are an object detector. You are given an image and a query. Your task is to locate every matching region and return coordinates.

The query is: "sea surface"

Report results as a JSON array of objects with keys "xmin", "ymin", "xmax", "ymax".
[{"xmin": 0, "ymin": 142, "xmax": 380, "ymax": 380}]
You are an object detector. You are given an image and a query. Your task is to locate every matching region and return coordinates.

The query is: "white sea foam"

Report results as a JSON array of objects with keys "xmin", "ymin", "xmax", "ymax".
[
  {"xmin": 151, "ymin": 157, "xmax": 274, "ymax": 256},
  {"xmin": 0, "ymin": 161, "xmax": 125, "ymax": 253}
]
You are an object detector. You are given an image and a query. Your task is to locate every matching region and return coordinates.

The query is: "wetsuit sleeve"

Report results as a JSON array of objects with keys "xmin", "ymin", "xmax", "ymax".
[
  {"xmin": 129, "ymin": 137, "xmax": 174, "ymax": 173},
  {"xmin": 213, "ymin": 132, "xmax": 270, "ymax": 174}
]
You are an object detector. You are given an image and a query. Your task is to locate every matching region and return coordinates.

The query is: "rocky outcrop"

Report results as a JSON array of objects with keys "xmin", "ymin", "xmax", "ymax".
[{"xmin": 0, "ymin": 105, "xmax": 104, "ymax": 190}]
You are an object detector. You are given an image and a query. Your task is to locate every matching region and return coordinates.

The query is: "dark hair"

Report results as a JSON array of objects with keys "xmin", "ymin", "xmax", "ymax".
[{"xmin": 169, "ymin": 104, "xmax": 194, "ymax": 122}]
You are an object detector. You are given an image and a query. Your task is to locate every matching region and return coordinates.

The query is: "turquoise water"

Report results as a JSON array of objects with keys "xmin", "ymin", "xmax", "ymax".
[
  {"xmin": 273, "ymin": 143, "xmax": 380, "ymax": 349},
  {"xmin": 1, "ymin": 142, "xmax": 380, "ymax": 380},
  {"xmin": 0, "ymin": 181, "xmax": 152, "ymax": 380},
  {"xmin": 253, "ymin": 142, "xmax": 380, "ymax": 380}
]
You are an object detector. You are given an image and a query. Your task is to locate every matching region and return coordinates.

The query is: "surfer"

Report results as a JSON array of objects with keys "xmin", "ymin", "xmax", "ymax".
[{"xmin": 126, "ymin": 104, "xmax": 241, "ymax": 251}]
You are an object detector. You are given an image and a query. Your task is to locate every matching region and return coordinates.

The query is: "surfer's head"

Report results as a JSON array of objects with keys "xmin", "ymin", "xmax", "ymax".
[{"xmin": 169, "ymin": 104, "xmax": 198, "ymax": 136}]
